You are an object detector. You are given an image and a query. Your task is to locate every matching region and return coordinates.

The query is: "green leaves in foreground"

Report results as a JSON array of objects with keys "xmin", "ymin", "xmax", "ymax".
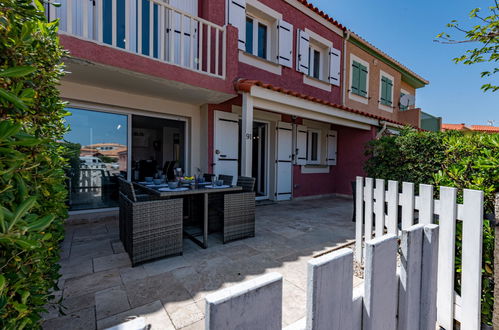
[{"xmin": 0, "ymin": 0, "xmax": 68, "ymax": 328}]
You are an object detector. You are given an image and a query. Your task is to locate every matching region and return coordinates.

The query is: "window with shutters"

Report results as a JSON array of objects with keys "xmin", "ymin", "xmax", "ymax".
[
  {"xmin": 378, "ymin": 71, "xmax": 394, "ymax": 111},
  {"xmin": 245, "ymin": 14, "xmax": 271, "ymax": 60}
]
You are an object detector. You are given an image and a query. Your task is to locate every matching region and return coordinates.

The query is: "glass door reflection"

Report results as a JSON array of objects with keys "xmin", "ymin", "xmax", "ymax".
[{"xmin": 64, "ymin": 108, "xmax": 128, "ymax": 211}]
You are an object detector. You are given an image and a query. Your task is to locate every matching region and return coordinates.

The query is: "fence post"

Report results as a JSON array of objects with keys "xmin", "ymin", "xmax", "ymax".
[
  {"xmin": 418, "ymin": 184, "xmax": 434, "ymax": 225},
  {"xmin": 364, "ymin": 178, "xmax": 374, "ymax": 242},
  {"xmin": 306, "ymin": 248, "xmax": 353, "ymax": 330},
  {"xmin": 398, "ymin": 224, "xmax": 424, "ymax": 330},
  {"xmin": 355, "ymin": 176, "xmax": 364, "ymax": 262},
  {"xmin": 493, "ymin": 193, "xmax": 499, "ymax": 329},
  {"xmin": 374, "ymin": 179, "xmax": 385, "ymax": 237},
  {"xmin": 461, "ymin": 189, "xmax": 484, "ymax": 330},
  {"xmin": 420, "ymin": 224, "xmax": 439, "ymax": 330},
  {"xmin": 400, "ymin": 182, "xmax": 415, "ymax": 229},
  {"xmin": 386, "ymin": 180, "xmax": 399, "ymax": 235},
  {"xmin": 205, "ymin": 272, "xmax": 283, "ymax": 330},
  {"xmin": 436, "ymin": 186, "xmax": 457, "ymax": 330},
  {"xmin": 363, "ymin": 234, "xmax": 398, "ymax": 330}
]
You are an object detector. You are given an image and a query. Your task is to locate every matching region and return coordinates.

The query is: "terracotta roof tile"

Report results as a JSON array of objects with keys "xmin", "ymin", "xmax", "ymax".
[
  {"xmin": 234, "ymin": 79, "xmax": 415, "ymax": 128},
  {"xmin": 471, "ymin": 125, "xmax": 499, "ymax": 132},
  {"xmin": 295, "ymin": 0, "xmax": 347, "ymax": 31},
  {"xmin": 442, "ymin": 124, "xmax": 468, "ymax": 130}
]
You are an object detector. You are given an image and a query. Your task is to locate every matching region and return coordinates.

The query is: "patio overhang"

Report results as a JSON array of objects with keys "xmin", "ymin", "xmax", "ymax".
[
  {"xmin": 235, "ymin": 79, "xmax": 413, "ymax": 130},
  {"xmin": 62, "ymin": 56, "xmax": 236, "ymax": 106}
]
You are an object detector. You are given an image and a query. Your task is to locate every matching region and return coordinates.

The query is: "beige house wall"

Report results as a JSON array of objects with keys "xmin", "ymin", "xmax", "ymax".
[
  {"xmin": 60, "ymin": 81, "xmax": 205, "ymax": 176},
  {"xmin": 344, "ymin": 41, "xmax": 419, "ymax": 127}
]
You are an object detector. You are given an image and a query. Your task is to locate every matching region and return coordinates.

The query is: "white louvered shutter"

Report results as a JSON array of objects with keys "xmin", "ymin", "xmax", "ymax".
[
  {"xmin": 326, "ymin": 130, "xmax": 337, "ymax": 165},
  {"xmin": 296, "ymin": 29, "xmax": 310, "ymax": 74},
  {"xmin": 278, "ymin": 20, "xmax": 293, "ymax": 68},
  {"xmin": 228, "ymin": 0, "xmax": 246, "ymax": 50},
  {"xmin": 329, "ymin": 47, "xmax": 341, "ymax": 86},
  {"xmin": 295, "ymin": 125, "xmax": 307, "ymax": 165}
]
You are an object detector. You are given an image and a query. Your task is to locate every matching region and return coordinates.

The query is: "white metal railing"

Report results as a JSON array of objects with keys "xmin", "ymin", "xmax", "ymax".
[
  {"xmin": 354, "ymin": 177, "xmax": 484, "ymax": 330},
  {"xmin": 46, "ymin": 0, "xmax": 226, "ymax": 78}
]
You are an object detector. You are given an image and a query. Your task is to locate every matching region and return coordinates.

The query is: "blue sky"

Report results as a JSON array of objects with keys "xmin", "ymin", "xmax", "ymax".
[{"xmin": 314, "ymin": 0, "xmax": 498, "ymax": 125}]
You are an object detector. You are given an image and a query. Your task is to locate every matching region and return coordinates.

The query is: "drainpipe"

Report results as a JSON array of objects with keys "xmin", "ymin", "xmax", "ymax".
[{"xmin": 342, "ymin": 31, "xmax": 351, "ymax": 106}]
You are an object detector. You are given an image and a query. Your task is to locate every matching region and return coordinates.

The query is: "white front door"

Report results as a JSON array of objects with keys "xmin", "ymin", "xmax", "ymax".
[
  {"xmin": 214, "ymin": 111, "xmax": 239, "ymax": 184},
  {"xmin": 275, "ymin": 122, "xmax": 293, "ymax": 200}
]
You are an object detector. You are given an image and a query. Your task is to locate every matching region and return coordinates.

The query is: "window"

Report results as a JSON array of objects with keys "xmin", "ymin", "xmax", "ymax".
[
  {"xmin": 380, "ymin": 76, "xmax": 393, "ymax": 106},
  {"xmin": 257, "ymin": 23, "xmax": 267, "ymax": 58},
  {"xmin": 307, "ymin": 129, "xmax": 321, "ymax": 164},
  {"xmin": 351, "ymin": 60, "xmax": 368, "ymax": 97},
  {"xmin": 245, "ymin": 17, "xmax": 254, "ymax": 54},
  {"xmin": 245, "ymin": 15, "xmax": 270, "ymax": 60},
  {"xmin": 400, "ymin": 92, "xmax": 408, "ymax": 110},
  {"xmin": 309, "ymin": 48, "xmax": 321, "ymax": 80}
]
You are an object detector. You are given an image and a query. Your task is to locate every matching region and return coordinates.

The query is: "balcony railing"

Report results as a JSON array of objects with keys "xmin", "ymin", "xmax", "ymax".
[{"xmin": 46, "ymin": 0, "xmax": 226, "ymax": 79}]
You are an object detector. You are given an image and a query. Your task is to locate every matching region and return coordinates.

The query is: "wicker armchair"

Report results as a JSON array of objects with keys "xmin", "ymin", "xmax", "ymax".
[
  {"xmin": 223, "ymin": 191, "xmax": 256, "ymax": 243},
  {"xmin": 118, "ymin": 179, "xmax": 183, "ymax": 266},
  {"xmin": 203, "ymin": 173, "xmax": 215, "ymax": 182},
  {"xmin": 236, "ymin": 176, "xmax": 256, "ymax": 192},
  {"xmin": 218, "ymin": 174, "xmax": 234, "ymax": 186}
]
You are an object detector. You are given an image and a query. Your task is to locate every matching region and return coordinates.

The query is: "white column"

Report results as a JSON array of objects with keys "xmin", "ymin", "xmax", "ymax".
[{"xmin": 241, "ymin": 93, "xmax": 254, "ymax": 177}]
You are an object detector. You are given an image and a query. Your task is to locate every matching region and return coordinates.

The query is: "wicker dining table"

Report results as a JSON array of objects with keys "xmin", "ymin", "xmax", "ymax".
[{"xmin": 133, "ymin": 182, "xmax": 242, "ymax": 248}]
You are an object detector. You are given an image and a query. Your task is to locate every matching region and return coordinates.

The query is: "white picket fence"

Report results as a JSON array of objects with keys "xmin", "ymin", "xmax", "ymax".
[
  {"xmin": 354, "ymin": 177, "xmax": 484, "ymax": 330},
  {"xmin": 203, "ymin": 224, "xmax": 439, "ymax": 330}
]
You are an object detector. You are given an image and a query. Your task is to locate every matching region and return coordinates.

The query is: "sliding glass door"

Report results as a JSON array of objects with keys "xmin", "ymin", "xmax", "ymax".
[{"xmin": 64, "ymin": 108, "xmax": 128, "ymax": 211}]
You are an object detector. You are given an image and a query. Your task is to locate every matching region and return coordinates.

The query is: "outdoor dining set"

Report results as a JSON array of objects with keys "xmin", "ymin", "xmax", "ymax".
[{"xmin": 118, "ymin": 173, "xmax": 256, "ymax": 266}]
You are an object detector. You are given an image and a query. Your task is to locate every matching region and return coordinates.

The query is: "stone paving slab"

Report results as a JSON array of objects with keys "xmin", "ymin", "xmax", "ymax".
[{"xmin": 44, "ymin": 196, "xmax": 357, "ymax": 329}]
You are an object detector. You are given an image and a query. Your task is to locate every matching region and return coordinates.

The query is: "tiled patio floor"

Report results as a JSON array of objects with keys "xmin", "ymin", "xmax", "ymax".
[{"xmin": 43, "ymin": 196, "xmax": 359, "ymax": 330}]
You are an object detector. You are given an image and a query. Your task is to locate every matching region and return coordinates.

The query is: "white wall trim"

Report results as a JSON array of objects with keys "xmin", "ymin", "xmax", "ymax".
[
  {"xmin": 348, "ymin": 53, "xmax": 370, "ymax": 104},
  {"xmin": 283, "ymin": 0, "xmax": 343, "ymax": 37},
  {"xmin": 378, "ymin": 69, "xmax": 394, "ymax": 113},
  {"xmin": 239, "ymin": 50, "xmax": 282, "ymax": 75},
  {"xmin": 247, "ymin": 0, "xmax": 282, "ymax": 21},
  {"xmin": 250, "ymin": 86, "xmax": 374, "ymax": 130},
  {"xmin": 303, "ymin": 75, "xmax": 332, "ymax": 92},
  {"xmin": 305, "ymin": 28, "xmax": 333, "ymax": 48},
  {"xmin": 301, "ymin": 165, "xmax": 330, "ymax": 174}
]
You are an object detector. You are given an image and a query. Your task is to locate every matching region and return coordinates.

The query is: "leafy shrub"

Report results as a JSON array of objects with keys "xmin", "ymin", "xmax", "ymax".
[
  {"xmin": 365, "ymin": 129, "xmax": 498, "ymax": 325},
  {"xmin": 0, "ymin": 1, "xmax": 68, "ymax": 328}
]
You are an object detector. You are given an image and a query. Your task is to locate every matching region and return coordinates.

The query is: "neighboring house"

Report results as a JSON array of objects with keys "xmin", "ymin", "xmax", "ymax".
[
  {"xmin": 45, "ymin": 0, "xmax": 432, "ymax": 212},
  {"xmin": 343, "ymin": 32, "xmax": 440, "ymax": 131},
  {"xmin": 442, "ymin": 123, "xmax": 499, "ymax": 133}
]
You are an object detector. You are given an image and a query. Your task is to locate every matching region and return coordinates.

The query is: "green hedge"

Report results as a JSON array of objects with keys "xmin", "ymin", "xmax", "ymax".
[
  {"xmin": 0, "ymin": 1, "xmax": 68, "ymax": 329},
  {"xmin": 365, "ymin": 128, "xmax": 498, "ymax": 325}
]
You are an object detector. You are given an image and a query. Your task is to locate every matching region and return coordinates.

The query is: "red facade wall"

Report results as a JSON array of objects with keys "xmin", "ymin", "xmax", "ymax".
[
  {"xmin": 237, "ymin": 0, "xmax": 344, "ymax": 105},
  {"xmin": 292, "ymin": 125, "xmax": 375, "ymax": 198}
]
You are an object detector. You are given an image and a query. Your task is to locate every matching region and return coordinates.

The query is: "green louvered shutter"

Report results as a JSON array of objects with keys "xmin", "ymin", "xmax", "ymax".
[
  {"xmin": 381, "ymin": 77, "xmax": 387, "ymax": 105},
  {"xmin": 386, "ymin": 78, "xmax": 393, "ymax": 105},
  {"xmin": 359, "ymin": 64, "xmax": 368, "ymax": 97},
  {"xmin": 351, "ymin": 61, "xmax": 360, "ymax": 95}
]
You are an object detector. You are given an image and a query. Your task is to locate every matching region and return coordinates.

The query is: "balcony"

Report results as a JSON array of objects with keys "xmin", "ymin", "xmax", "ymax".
[{"xmin": 46, "ymin": 0, "xmax": 227, "ymax": 79}]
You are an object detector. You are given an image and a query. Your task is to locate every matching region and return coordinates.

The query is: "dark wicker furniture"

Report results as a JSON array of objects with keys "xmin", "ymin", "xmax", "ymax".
[
  {"xmin": 236, "ymin": 176, "xmax": 256, "ymax": 192},
  {"xmin": 218, "ymin": 174, "xmax": 233, "ymax": 186},
  {"xmin": 223, "ymin": 191, "xmax": 256, "ymax": 243},
  {"xmin": 118, "ymin": 179, "xmax": 183, "ymax": 266}
]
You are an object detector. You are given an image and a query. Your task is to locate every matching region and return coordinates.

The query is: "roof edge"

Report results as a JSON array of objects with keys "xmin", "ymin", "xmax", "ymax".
[
  {"xmin": 348, "ymin": 33, "xmax": 429, "ymax": 89},
  {"xmin": 234, "ymin": 79, "xmax": 419, "ymax": 128}
]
